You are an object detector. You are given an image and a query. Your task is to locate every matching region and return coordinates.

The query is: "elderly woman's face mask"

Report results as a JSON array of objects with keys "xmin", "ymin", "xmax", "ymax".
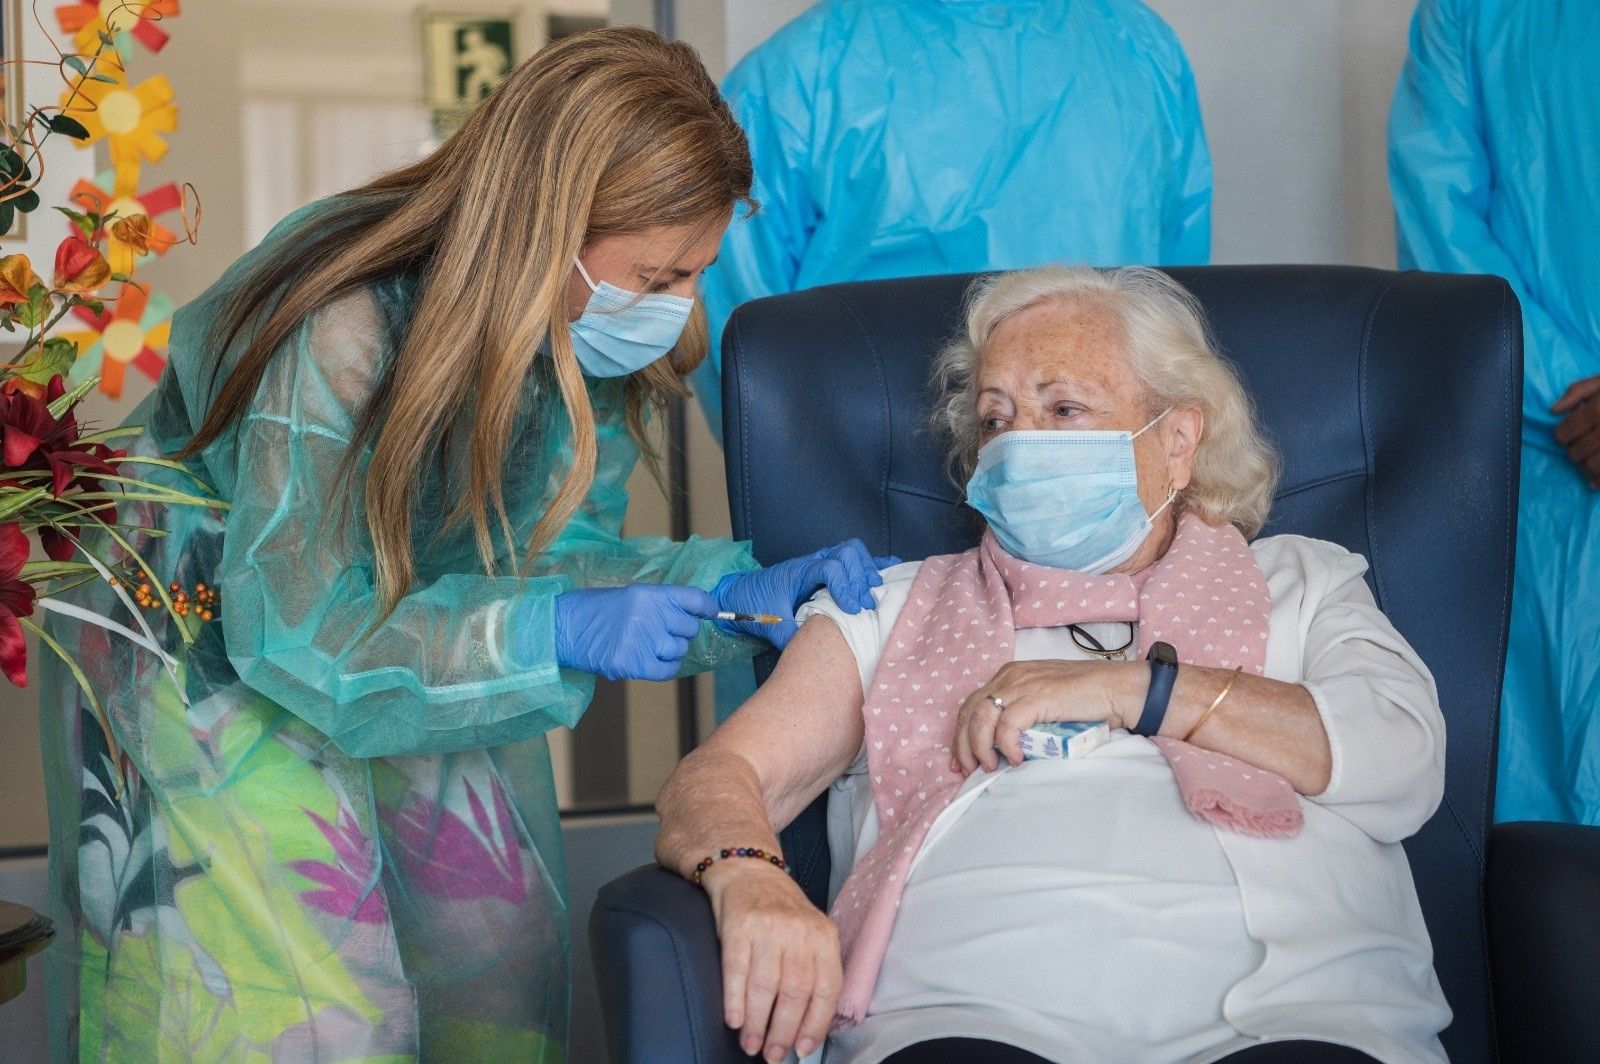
[{"xmin": 966, "ymin": 410, "xmax": 1176, "ymax": 573}]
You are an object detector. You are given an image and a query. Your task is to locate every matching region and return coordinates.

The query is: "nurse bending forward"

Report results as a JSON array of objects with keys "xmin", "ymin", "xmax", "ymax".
[{"xmin": 39, "ymin": 28, "xmax": 890, "ymax": 1062}]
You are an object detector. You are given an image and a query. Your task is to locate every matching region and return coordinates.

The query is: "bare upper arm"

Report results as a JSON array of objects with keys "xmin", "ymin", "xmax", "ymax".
[{"xmin": 702, "ymin": 616, "xmax": 866, "ymax": 830}]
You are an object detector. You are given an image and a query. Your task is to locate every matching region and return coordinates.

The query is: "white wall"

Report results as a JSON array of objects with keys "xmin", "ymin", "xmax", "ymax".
[{"xmin": 1146, "ymin": 0, "xmax": 1413, "ymax": 266}]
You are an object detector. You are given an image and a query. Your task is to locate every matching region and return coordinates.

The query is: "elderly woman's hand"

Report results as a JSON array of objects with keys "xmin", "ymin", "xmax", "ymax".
[
  {"xmin": 703, "ymin": 860, "xmax": 842, "ymax": 1062},
  {"xmin": 952, "ymin": 659, "xmax": 1145, "ymax": 775}
]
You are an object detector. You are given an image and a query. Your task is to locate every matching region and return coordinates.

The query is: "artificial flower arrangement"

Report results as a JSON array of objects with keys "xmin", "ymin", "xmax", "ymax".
[{"xmin": 0, "ymin": 2, "xmax": 208, "ymax": 765}]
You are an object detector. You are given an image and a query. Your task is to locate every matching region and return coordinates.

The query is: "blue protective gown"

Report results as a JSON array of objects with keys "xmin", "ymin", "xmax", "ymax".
[
  {"xmin": 1390, "ymin": 0, "xmax": 1600, "ymax": 823},
  {"xmin": 694, "ymin": 0, "xmax": 1212, "ymax": 437}
]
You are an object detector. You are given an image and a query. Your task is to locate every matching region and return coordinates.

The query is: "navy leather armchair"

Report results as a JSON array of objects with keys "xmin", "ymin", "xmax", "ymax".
[{"xmin": 591, "ymin": 267, "xmax": 1600, "ymax": 1064}]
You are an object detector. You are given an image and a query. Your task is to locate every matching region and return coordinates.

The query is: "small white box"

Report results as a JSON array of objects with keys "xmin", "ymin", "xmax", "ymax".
[{"xmin": 1015, "ymin": 720, "xmax": 1111, "ymax": 760}]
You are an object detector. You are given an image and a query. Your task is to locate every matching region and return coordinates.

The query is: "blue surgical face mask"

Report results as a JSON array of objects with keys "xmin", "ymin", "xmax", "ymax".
[
  {"xmin": 566, "ymin": 258, "xmax": 694, "ymax": 378},
  {"xmin": 965, "ymin": 409, "xmax": 1176, "ymax": 574}
]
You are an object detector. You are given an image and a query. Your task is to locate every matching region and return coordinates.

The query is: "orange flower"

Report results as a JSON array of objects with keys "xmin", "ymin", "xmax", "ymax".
[
  {"xmin": 0, "ymin": 255, "xmax": 40, "ymax": 307},
  {"xmin": 109, "ymin": 214, "xmax": 157, "ymax": 255},
  {"xmin": 58, "ymin": 58, "xmax": 177, "ymax": 191},
  {"xmin": 69, "ymin": 174, "xmax": 182, "ymax": 276},
  {"xmin": 52, "ymin": 236, "xmax": 110, "ymax": 294}
]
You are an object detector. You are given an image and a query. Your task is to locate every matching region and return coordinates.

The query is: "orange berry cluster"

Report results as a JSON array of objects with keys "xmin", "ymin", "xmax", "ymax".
[{"xmin": 127, "ymin": 578, "xmax": 219, "ymax": 622}]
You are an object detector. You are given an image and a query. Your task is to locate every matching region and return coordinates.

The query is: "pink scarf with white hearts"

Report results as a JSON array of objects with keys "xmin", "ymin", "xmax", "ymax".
[{"xmin": 829, "ymin": 512, "xmax": 1300, "ymax": 1024}]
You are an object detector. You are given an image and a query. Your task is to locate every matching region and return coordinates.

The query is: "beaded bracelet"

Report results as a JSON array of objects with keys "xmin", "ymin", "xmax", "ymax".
[{"xmin": 690, "ymin": 847, "xmax": 790, "ymax": 885}]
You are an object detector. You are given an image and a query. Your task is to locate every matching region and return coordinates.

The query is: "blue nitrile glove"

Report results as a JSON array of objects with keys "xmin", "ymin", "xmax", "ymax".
[
  {"xmin": 713, "ymin": 538, "xmax": 901, "ymax": 649},
  {"xmin": 546, "ymin": 584, "xmax": 721, "ymax": 682}
]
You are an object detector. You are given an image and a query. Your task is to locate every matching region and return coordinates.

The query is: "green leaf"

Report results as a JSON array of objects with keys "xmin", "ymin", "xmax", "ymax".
[
  {"xmin": 46, "ymin": 114, "xmax": 91, "ymax": 141},
  {"xmin": 20, "ymin": 614, "xmax": 116, "ymax": 772},
  {"xmin": 47, "ymin": 374, "xmax": 98, "ymax": 418},
  {"xmin": 0, "ymin": 202, "xmax": 14, "ymax": 238},
  {"xmin": 73, "ymin": 426, "xmax": 143, "ymax": 446},
  {"xmin": 15, "ymin": 284, "xmax": 51, "ymax": 329},
  {"xmin": 88, "ymin": 74, "xmax": 118, "ymax": 85},
  {"xmin": 13, "ymin": 189, "xmax": 39, "ymax": 213},
  {"xmin": 111, "ymin": 460, "xmax": 224, "ymax": 499},
  {"xmin": 0, "ymin": 486, "xmax": 48, "ymax": 522},
  {"xmin": 0, "ymin": 146, "xmax": 19, "ymax": 176},
  {"xmin": 10, "ymin": 336, "xmax": 79, "ymax": 389},
  {"xmin": 68, "ymin": 490, "xmax": 221, "ymax": 507},
  {"xmin": 51, "ymin": 205, "xmax": 96, "ymax": 238},
  {"xmin": 43, "ymin": 337, "xmax": 80, "ymax": 370},
  {"xmin": 20, "ymin": 559, "xmax": 97, "ymax": 582},
  {"xmin": 64, "ymin": 56, "xmax": 88, "ymax": 77}
]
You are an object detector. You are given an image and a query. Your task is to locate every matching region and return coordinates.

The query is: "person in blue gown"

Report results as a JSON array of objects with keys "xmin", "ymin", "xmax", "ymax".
[{"xmin": 1390, "ymin": 0, "xmax": 1600, "ymax": 823}]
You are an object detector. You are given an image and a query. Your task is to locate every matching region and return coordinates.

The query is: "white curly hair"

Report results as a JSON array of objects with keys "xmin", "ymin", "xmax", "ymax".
[{"xmin": 931, "ymin": 265, "xmax": 1281, "ymax": 537}]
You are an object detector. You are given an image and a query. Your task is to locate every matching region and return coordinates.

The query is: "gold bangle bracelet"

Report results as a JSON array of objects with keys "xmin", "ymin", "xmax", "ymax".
[{"xmin": 1182, "ymin": 666, "xmax": 1243, "ymax": 743}]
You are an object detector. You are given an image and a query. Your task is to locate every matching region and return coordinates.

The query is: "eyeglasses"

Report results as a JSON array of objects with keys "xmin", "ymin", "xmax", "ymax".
[{"xmin": 1068, "ymin": 622, "xmax": 1135, "ymax": 660}]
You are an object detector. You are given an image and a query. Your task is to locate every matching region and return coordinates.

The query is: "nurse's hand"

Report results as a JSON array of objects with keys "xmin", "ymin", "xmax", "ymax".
[
  {"xmin": 715, "ymin": 539, "xmax": 900, "ymax": 649},
  {"xmin": 550, "ymin": 584, "xmax": 719, "ymax": 681},
  {"xmin": 703, "ymin": 859, "xmax": 841, "ymax": 1063},
  {"xmin": 1553, "ymin": 375, "xmax": 1600, "ymax": 487}
]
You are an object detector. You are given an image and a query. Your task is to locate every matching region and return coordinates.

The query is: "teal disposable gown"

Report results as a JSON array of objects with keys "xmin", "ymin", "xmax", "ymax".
[
  {"xmin": 1390, "ymin": 0, "xmax": 1600, "ymax": 823},
  {"xmin": 37, "ymin": 205, "xmax": 761, "ymax": 1060},
  {"xmin": 693, "ymin": 0, "xmax": 1213, "ymax": 437}
]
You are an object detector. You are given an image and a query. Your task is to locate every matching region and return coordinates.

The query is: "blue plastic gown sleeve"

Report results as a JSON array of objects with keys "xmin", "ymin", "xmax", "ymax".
[
  {"xmin": 1388, "ymin": 0, "xmax": 1599, "ymax": 430},
  {"xmin": 1162, "ymin": 57, "xmax": 1212, "ymax": 266},
  {"xmin": 220, "ymin": 292, "xmax": 596, "ymax": 759},
  {"xmin": 695, "ymin": 45, "xmax": 819, "ymax": 437}
]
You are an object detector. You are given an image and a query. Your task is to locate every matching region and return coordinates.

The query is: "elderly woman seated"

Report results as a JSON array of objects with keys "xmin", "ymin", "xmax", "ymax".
[{"xmin": 655, "ymin": 266, "xmax": 1450, "ymax": 1064}]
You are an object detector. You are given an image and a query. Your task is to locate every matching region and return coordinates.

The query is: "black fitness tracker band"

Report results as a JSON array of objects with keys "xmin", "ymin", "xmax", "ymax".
[{"xmin": 1133, "ymin": 640, "xmax": 1179, "ymax": 736}]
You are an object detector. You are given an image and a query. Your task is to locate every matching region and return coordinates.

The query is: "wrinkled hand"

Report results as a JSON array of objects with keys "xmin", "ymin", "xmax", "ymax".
[
  {"xmin": 1553, "ymin": 375, "xmax": 1600, "ymax": 487},
  {"xmin": 704, "ymin": 861, "xmax": 841, "ymax": 1063},
  {"xmin": 550, "ymin": 584, "xmax": 718, "ymax": 681},
  {"xmin": 952, "ymin": 659, "xmax": 1141, "ymax": 775},
  {"xmin": 715, "ymin": 539, "xmax": 899, "ymax": 649}
]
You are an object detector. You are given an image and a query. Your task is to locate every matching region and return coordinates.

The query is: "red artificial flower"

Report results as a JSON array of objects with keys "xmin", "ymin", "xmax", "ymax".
[
  {"xmin": 0, "ymin": 522, "xmax": 37, "ymax": 687},
  {"xmin": 0, "ymin": 375, "xmax": 125, "ymax": 561},
  {"xmin": 52, "ymin": 236, "xmax": 111, "ymax": 295}
]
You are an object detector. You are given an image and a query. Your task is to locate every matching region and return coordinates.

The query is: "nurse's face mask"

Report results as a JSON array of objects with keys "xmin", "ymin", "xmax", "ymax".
[
  {"xmin": 567, "ymin": 257, "xmax": 694, "ymax": 378},
  {"xmin": 965, "ymin": 408, "xmax": 1176, "ymax": 574}
]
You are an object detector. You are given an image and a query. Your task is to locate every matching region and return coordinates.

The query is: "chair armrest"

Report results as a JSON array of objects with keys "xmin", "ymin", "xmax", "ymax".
[
  {"xmin": 1487, "ymin": 821, "xmax": 1600, "ymax": 1064},
  {"xmin": 589, "ymin": 864, "xmax": 745, "ymax": 1064}
]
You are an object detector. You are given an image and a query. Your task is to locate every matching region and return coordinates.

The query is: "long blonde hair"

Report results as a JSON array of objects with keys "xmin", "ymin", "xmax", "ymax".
[{"xmin": 181, "ymin": 27, "xmax": 752, "ymax": 616}]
